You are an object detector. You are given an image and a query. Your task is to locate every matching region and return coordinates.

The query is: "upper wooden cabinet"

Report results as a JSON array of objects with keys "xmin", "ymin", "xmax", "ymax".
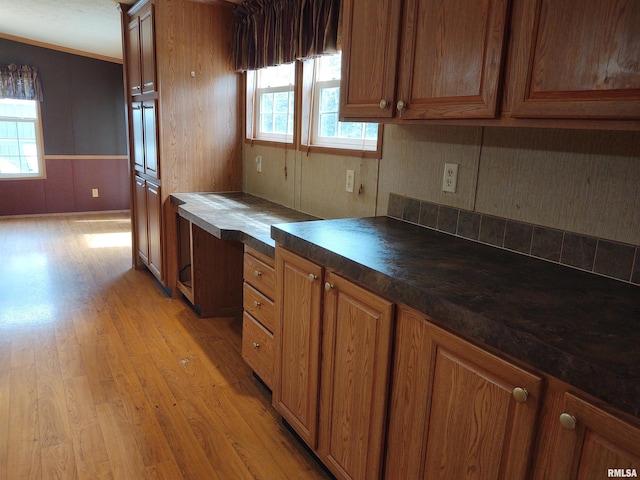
[
  {"xmin": 340, "ymin": 0, "xmax": 640, "ymax": 126},
  {"xmin": 340, "ymin": 0, "xmax": 510, "ymax": 121},
  {"xmin": 127, "ymin": 2, "xmax": 156, "ymax": 96},
  {"xmin": 508, "ymin": 0, "xmax": 640, "ymax": 120}
]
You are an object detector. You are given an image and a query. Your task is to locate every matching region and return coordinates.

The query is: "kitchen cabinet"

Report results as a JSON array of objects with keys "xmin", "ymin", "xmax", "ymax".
[
  {"xmin": 126, "ymin": 2, "xmax": 155, "ymax": 96},
  {"xmin": 273, "ymin": 247, "xmax": 394, "ymax": 480},
  {"xmin": 508, "ymin": 0, "xmax": 640, "ymax": 120},
  {"xmin": 120, "ymin": 0, "xmax": 241, "ymax": 286},
  {"xmin": 385, "ymin": 305, "xmax": 542, "ymax": 480},
  {"xmin": 131, "ymin": 100, "xmax": 158, "ymax": 178},
  {"xmin": 339, "ymin": 0, "xmax": 510, "ymax": 121},
  {"xmin": 242, "ymin": 247, "xmax": 276, "ymax": 388},
  {"xmin": 273, "ymin": 247, "xmax": 323, "ymax": 448},
  {"xmin": 318, "ymin": 271, "xmax": 394, "ymax": 480},
  {"xmin": 134, "ymin": 175, "xmax": 162, "ymax": 279},
  {"xmin": 175, "ymin": 216, "xmax": 243, "ymax": 317},
  {"xmin": 531, "ymin": 385, "xmax": 640, "ymax": 480}
]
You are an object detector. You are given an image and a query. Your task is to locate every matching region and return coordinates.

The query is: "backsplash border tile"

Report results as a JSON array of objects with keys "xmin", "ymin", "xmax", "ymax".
[{"xmin": 388, "ymin": 193, "xmax": 640, "ymax": 286}]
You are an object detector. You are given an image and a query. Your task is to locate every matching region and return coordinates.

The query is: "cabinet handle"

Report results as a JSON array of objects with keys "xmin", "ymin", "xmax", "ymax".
[
  {"xmin": 253, "ymin": 300, "xmax": 261, "ymax": 308},
  {"xmin": 143, "ymin": 82, "xmax": 154, "ymax": 87},
  {"xmin": 324, "ymin": 282, "xmax": 334, "ymax": 292},
  {"xmin": 308, "ymin": 273, "xmax": 317, "ymax": 282},
  {"xmin": 379, "ymin": 99, "xmax": 388, "ymax": 109},
  {"xmin": 252, "ymin": 342, "xmax": 260, "ymax": 349},
  {"xmin": 132, "ymin": 85, "xmax": 141, "ymax": 90},
  {"xmin": 397, "ymin": 100, "xmax": 406, "ymax": 111},
  {"xmin": 559, "ymin": 413, "xmax": 577, "ymax": 430},
  {"xmin": 253, "ymin": 270, "xmax": 262, "ymax": 277},
  {"xmin": 512, "ymin": 387, "xmax": 528, "ymax": 403}
]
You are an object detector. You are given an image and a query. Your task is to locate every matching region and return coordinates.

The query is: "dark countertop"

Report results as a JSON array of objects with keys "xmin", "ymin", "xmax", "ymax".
[
  {"xmin": 271, "ymin": 216, "xmax": 640, "ymax": 418},
  {"xmin": 170, "ymin": 192, "xmax": 316, "ymax": 257}
]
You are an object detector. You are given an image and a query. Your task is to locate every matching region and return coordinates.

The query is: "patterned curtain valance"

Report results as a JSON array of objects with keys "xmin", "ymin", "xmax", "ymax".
[
  {"xmin": 233, "ymin": 0, "xmax": 340, "ymax": 72},
  {"xmin": 0, "ymin": 64, "xmax": 44, "ymax": 101}
]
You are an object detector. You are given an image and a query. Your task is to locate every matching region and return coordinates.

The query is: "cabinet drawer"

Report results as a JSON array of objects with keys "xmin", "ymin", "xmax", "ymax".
[
  {"xmin": 243, "ymin": 282, "xmax": 275, "ymax": 332},
  {"xmin": 242, "ymin": 312, "xmax": 274, "ymax": 388},
  {"xmin": 244, "ymin": 253, "xmax": 275, "ymax": 299}
]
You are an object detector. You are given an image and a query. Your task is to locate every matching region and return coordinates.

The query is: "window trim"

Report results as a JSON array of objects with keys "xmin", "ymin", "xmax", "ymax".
[
  {"xmin": 244, "ymin": 56, "xmax": 383, "ymax": 159},
  {"xmin": 245, "ymin": 66, "xmax": 296, "ymax": 146},
  {"xmin": 0, "ymin": 99, "xmax": 46, "ymax": 181}
]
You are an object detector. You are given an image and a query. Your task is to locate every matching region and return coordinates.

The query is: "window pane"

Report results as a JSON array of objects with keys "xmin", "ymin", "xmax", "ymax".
[
  {"xmin": 260, "ymin": 93, "xmax": 274, "ymax": 114},
  {"xmin": 260, "ymin": 113, "xmax": 274, "ymax": 133},
  {"xmin": 338, "ymin": 122, "xmax": 364, "ymax": 139},
  {"xmin": 274, "ymin": 92, "xmax": 291, "ymax": 113},
  {"xmin": 319, "ymin": 87, "xmax": 339, "ymax": 113},
  {"xmin": 319, "ymin": 113, "xmax": 338, "ymax": 137},
  {"xmin": 257, "ymin": 63, "xmax": 295, "ymax": 88},
  {"xmin": 365, "ymin": 123, "xmax": 379, "ymax": 139},
  {"xmin": 317, "ymin": 53, "xmax": 342, "ymax": 82}
]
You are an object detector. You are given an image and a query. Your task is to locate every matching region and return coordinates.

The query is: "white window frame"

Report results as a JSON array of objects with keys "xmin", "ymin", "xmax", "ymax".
[
  {"xmin": 246, "ymin": 63, "xmax": 295, "ymax": 144},
  {"xmin": 311, "ymin": 77, "xmax": 378, "ymax": 151},
  {"xmin": 0, "ymin": 98, "xmax": 46, "ymax": 180}
]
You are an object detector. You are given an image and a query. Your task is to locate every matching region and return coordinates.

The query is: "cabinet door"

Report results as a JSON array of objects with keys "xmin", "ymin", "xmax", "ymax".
[
  {"xmin": 273, "ymin": 248, "xmax": 323, "ymax": 448},
  {"xmin": 533, "ymin": 391, "xmax": 640, "ymax": 480},
  {"xmin": 146, "ymin": 180, "xmax": 162, "ymax": 281},
  {"xmin": 396, "ymin": 0, "xmax": 509, "ymax": 119},
  {"xmin": 132, "ymin": 102, "xmax": 144, "ymax": 172},
  {"xmin": 134, "ymin": 176, "xmax": 149, "ymax": 264},
  {"xmin": 318, "ymin": 272, "xmax": 394, "ymax": 480},
  {"xmin": 140, "ymin": 4, "xmax": 156, "ymax": 95},
  {"xmin": 142, "ymin": 100, "xmax": 158, "ymax": 178},
  {"xmin": 339, "ymin": 0, "xmax": 402, "ymax": 120},
  {"xmin": 509, "ymin": 0, "xmax": 640, "ymax": 119},
  {"xmin": 127, "ymin": 16, "xmax": 142, "ymax": 96},
  {"xmin": 386, "ymin": 306, "xmax": 542, "ymax": 480}
]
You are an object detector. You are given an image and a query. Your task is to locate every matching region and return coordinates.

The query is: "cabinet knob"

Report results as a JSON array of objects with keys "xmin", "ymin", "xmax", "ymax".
[
  {"xmin": 559, "ymin": 413, "xmax": 577, "ymax": 430},
  {"xmin": 308, "ymin": 273, "xmax": 317, "ymax": 282},
  {"xmin": 397, "ymin": 100, "xmax": 406, "ymax": 111},
  {"xmin": 252, "ymin": 342, "xmax": 260, "ymax": 349},
  {"xmin": 253, "ymin": 270, "xmax": 262, "ymax": 277},
  {"xmin": 324, "ymin": 282, "xmax": 334, "ymax": 292},
  {"xmin": 379, "ymin": 99, "xmax": 388, "ymax": 109},
  {"xmin": 253, "ymin": 300, "xmax": 261, "ymax": 308},
  {"xmin": 512, "ymin": 387, "xmax": 529, "ymax": 403}
]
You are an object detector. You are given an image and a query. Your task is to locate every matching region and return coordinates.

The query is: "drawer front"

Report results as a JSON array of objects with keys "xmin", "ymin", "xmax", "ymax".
[
  {"xmin": 242, "ymin": 312, "xmax": 274, "ymax": 388},
  {"xmin": 243, "ymin": 282, "xmax": 275, "ymax": 332},
  {"xmin": 244, "ymin": 253, "xmax": 276, "ymax": 299}
]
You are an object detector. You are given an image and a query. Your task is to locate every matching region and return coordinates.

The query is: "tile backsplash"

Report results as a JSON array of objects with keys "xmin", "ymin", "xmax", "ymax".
[{"xmin": 388, "ymin": 193, "xmax": 640, "ymax": 285}]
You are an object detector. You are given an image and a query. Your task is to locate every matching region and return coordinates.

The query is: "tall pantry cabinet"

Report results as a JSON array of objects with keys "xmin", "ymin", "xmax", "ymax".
[{"xmin": 119, "ymin": 0, "xmax": 242, "ymax": 286}]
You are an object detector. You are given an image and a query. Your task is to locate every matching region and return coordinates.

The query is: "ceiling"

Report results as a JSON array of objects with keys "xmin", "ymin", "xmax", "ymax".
[{"xmin": 0, "ymin": 0, "xmax": 241, "ymax": 63}]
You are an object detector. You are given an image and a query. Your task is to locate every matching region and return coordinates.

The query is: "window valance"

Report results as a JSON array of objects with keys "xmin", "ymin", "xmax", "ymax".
[
  {"xmin": 233, "ymin": 0, "xmax": 340, "ymax": 72},
  {"xmin": 0, "ymin": 64, "xmax": 43, "ymax": 101}
]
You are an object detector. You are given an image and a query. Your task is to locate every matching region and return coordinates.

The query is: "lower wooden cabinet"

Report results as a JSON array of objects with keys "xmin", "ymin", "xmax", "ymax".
[
  {"xmin": 242, "ymin": 247, "xmax": 276, "ymax": 388},
  {"xmin": 134, "ymin": 175, "xmax": 162, "ymax": 281},
  {"xmin": 274, "ymin": 247, "xmax": 394, "ymax": 480},
  {"xmin": 273, "ymin": 247, "xmax": 324, "ymax": 448},
  {"xmin": 532, "ymin": 385, "xmax": 640, "ymax": 480},
  {"xmin": 385, "ymin": 305, "xmax": 542, "ymax": 480},
  {"xmin": 318, "ymin": 271, "xmax": 394, "ymax": 480}
]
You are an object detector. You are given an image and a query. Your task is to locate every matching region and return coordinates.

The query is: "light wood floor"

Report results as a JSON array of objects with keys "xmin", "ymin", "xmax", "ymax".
[{"xmin": 0, "ymin": 211, "xmax": 330, "ymax": 480}]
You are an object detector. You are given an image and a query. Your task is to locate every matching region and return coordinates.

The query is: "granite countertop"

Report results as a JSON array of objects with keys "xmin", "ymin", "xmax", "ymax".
[
  {"xmin": 271, "ymin": 216, "xmax": 640, "ymax": 418},
  {"xmin": 170, "ymin": 192, "xmax": 316, "ymax": 257}
]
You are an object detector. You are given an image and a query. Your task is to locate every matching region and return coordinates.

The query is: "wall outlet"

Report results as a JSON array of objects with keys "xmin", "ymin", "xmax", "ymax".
[
  {"xmin": 442, "ymin": 163, "xmax": 458, "ymax": 193},
  {"xmin": 255, "ymin": 155, "xmax": 262, "ymax": 172},
  {"xmin": 92, "ymin": 188, "xmax": 99, "ymax": 198},
  {"xmin": 346, "ymin": 169, "xmax": 355, "ymax": 193}
]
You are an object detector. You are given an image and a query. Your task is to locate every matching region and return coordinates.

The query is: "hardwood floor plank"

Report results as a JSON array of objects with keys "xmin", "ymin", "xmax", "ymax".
[
  {"xmin": 8, "ymin": 363, "xmax": 41, "ymax": 479},
  {"xmin": 0, "ymin": 340, "xmax": 11, "ymax": 480},
  {"xmin": 95, "ymin": 401, "xmax": 148, "ymax": 479},
  {"xmin": 132, "ymin": 353, "xmax": 223, "ymax": 480}
]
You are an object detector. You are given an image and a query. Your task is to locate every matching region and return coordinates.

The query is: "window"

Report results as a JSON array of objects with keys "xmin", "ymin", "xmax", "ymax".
[
  {"xmin": 245, "ymin": 53, "xmax": 382, "ymax": 156},
  {"xmin": 310, "ymin": 53, "xmax": 379, "ymax": 151},
  {"xmin": 247, "ymin": 62, "xmax": 295, "ymax": 143},
  {"xmin": 0, "ymin": 98, "xmax": 45, "ymax": 180}
]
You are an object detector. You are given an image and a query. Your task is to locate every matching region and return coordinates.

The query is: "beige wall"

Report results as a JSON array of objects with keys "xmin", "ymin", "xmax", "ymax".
[{"xmin": 242, "ymin": 125, "xmax": 640, "ymax": 245}]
